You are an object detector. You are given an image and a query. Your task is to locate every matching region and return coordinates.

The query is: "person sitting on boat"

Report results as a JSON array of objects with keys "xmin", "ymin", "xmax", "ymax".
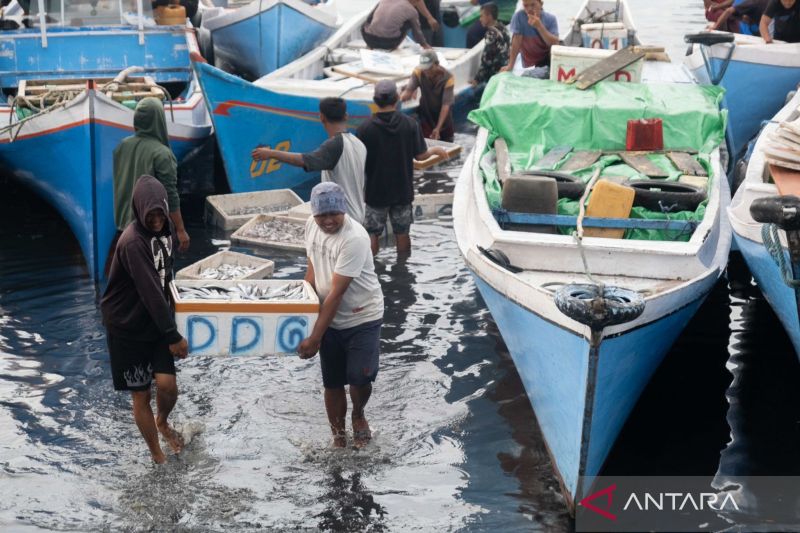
[
  {"xmin": 101, "ymin": 175, "xmax": 189, "ymax": 464},
  {"xmin": 499, "ymin": 0, "xmax": 558, "ymax": 78},
  {"xmin": 465, "ymin": 0, "xmax": 516, "ymax": 48},
  {"xmin": 361, "ymin": 0, "xmax": 433, "ymax": 51},
  {"xmin": 707, "ymin": 0, "xmax": 769, "ymax": 35},
  {"xmin": 760, "ymin": 0, "xmax": 800, "ymax": 42},
  {"xmin": 356, "ymin": 80, "xmax": 448, "ymax": 256},
  {"xmin": 470, "ymin": 2, "xmax": 511, "ymax": 87},
  {"xmin": 704, "ymin": 0, "xmax": 739, "ymax": 31},
  {"xmin": 250, "ymin": 97, "xmax": 367, "ymax": 224},
  {"xmin": 110, "ymin": 97, "xmax": 189, "ymax": 275},
  {"xmin": 400, "ymin": 50, "xmax": 455, "ymax": 142},
  {"xmin": 298, "ymin": 182, "xmax": 384, "ymax": 449},
  {"xmin": 420, "ymin": 0, "xmax": 444, "ymax": 47}
]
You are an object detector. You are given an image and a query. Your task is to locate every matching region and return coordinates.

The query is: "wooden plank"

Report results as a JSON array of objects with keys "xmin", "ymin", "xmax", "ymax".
[
  {"xmin": 534, "ymin": 145, "xmax": 573, "ymax": 169},
  {"xmin": 568, "ymin": 46, "xmax": 646, "ymax": 90},
  {"xmin": 560, "ymin": 150, "xmax": 602, "ymax": 171},
  {"xmin": 494, "ymin": 138, "xmax": 511, "ymax": 183},
  {"xmin": 769, "ymin": 163, "xmax": 800, "ymax": 196},
  {"xmin": 620, "ymin": 152, "xmax": 671, "ymax": 178},
  {"xmin": 667, "ymin": 151, "xmax": 707, "ymax": 176},
  {"xmin": 767, "ymin": 158, "xmax": 800, "ymax": 173},
  {"xmin": 413, "ymin": 139, "xmax": 462, "ymax": 170}
]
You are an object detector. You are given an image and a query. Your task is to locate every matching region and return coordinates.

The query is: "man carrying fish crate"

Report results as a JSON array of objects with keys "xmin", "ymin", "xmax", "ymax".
[
  {"xmin": 101, "ymin": 175, "xmax": 189, "ymax": 464},
  {"xmin": 298, "ymin": 182, "xmax": 385, "ymax": 449}
]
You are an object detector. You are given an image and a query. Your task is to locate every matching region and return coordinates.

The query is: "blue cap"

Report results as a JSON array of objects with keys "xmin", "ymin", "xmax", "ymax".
[{"xmin": 310, "ymin": 182, "xmax": 347, "ymax": 215}]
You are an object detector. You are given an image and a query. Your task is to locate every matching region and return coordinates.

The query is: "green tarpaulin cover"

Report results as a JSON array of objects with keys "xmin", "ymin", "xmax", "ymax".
[{"xmin": 468, "ymin": 74, "xmax": 727, "ymax": 241}]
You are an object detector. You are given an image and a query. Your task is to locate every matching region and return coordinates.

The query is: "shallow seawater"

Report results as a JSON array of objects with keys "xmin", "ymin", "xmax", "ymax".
[{"xmin": 1, "ymin": 1, "xmax": 800, "ymax": 531}]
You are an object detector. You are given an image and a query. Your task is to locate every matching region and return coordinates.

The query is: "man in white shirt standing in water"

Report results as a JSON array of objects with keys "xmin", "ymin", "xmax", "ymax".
[
  {"xmin": 251, "ymin": 97, "xmax": 367, "ymax": 223},
  {"xmin": 299, "ymin": 182, "xmax": 385, "ymax": 448}
]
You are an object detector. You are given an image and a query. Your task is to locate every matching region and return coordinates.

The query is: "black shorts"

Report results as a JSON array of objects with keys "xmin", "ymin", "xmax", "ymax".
[
  {"xmin": 319, "ymin": 319, "xmax": 382, "ymax": 389},
  {"xmin": 107, "ymin": 333, "xmax": 176, "ymax": 391}
]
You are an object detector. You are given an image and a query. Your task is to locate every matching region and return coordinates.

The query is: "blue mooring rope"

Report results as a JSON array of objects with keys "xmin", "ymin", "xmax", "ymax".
[{"xmin": 762, "ymin": 223, "xmax": 800, "ymax": 289}]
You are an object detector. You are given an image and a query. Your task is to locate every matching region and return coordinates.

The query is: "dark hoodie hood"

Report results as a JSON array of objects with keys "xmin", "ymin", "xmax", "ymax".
[
  {"xmin": 373, "ymin": 110, "xmax": 404, "ymax": 134},
  {"xmin": 132, "ymin": 175, "xmax": 170, "ymax": 236},
  {"xmin": 133, "ymin": 97, "xmax": 170, "ymax": 148}
]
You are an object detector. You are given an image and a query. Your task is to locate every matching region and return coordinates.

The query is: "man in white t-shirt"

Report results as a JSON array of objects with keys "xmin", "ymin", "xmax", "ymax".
[
  {"xmin": 299, "ymin": 182, "xmax": 385, "ymax": 448},
  {"xmin": 251, "ymin": 97, "xmax": 367, "ymax": 223}
]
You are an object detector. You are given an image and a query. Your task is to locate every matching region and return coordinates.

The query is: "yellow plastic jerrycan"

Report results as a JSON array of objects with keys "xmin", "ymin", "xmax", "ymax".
[
  {"xmin": 584, "ymin": 179, "xmax": 635, "ymax": 239},
  {"xmin": 155, "ymin": 2, "xmax": 186, "ymax": 25}
]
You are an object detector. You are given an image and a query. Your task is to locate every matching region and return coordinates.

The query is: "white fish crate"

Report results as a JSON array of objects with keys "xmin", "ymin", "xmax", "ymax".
[
  {"xmin": 230, "ymin": 214, "xmax": 307, "ymax": 252},
  {"xmin": 285, "ymin": 201, "xmax": 312, "ymax": 222},
  {"xmin": 170, "ymin": 279, "xmax": 319, "ymax": 356},
  {"xmin": 175, "ymin": 250, "xmax": 275, "ymax": 281},
  {"xmin": 549, "ymin": 45, "xmax": 643, "ymax": 84},
  {"xmin": 579, "ymin": 22, "xmax": 630, "ymax": 50},
  {"xmin": 205, "ymin": 189, "xmax": 303, "ymax": 230},
  {"xmin": 413, "ymin": 192, "xmax": 453, "ymax": 220}
]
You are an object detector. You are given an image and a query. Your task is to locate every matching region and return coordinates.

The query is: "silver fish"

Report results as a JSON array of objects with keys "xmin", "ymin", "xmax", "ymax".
[
  {"xmin": 199, "ymin": 263, "xmax": 257, "ymax": 281},
  {"xmin": 177, "ymin": 282, "xmax": 307, "ymax": 301},
  {"xmin": 229, "ymin": 204, "xmax": 293, "ymax": 216},
  {"xmin": 242, "ymin": 220, "xmax": 305, "ymax": 244}
]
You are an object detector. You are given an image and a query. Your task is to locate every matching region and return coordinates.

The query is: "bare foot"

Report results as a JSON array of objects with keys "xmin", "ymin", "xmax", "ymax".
[
  {"xmin": 332, "ymin": 433, "xmax": 347, "ymax": 448},
  {"xmin": 352, "ymin": 416, "xmax": 371, "ymax": 449},
  {"xmin": 156, "ymin": 421, "xmax": 185, "ymax": 454},
  {"xmin": 151, "ymin": 450, "xmax": 167, "ymax": 464}
]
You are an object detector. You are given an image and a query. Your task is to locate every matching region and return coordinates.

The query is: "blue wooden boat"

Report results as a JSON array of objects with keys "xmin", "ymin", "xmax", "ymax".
[
  {"xmin": 194, "ymin": 9, "xmax": 481, "ymax": 197},
  {"xmin": 685, "ymin": 32, "xmax": 800, "ymax": 167},
  {"xmin": 728, "ymin": 91, "xmax": 800, "ymax": 358},
  {"xmin": 198, "ymin": 0, "xmax": 337, "ymax": 80},
  {"xmin": 0, "ymin": 1, "xmax": 212, "ymax": 280},
  {"xmin": 453, "ymin": 74, "xmax": 731, "ymax": 511}
]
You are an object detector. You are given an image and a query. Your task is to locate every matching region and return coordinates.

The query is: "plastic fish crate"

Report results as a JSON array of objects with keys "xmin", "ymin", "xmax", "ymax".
[
  {"xmin": 170, "ymin": 279, "xmax": 319, "ymax": 356},
  {"xmin": 230, "ymin": 214, "xmax": 307, "ymax": 252},
  {"xmin": 175, "ymin": 250, "xmax": 275, "ymax": 280},
  {"xmin": 205, "ymin": 189, "xmax": 303, "ymax": 231},
  {"xmin": 412, "ymin": 193, "xmax": 453, "ymax": 220}
]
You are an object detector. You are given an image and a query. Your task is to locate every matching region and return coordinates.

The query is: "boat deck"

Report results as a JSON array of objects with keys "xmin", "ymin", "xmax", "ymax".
[{"xmin": 516, "ymin": 269, "xmax": 686, "ymax": 297}]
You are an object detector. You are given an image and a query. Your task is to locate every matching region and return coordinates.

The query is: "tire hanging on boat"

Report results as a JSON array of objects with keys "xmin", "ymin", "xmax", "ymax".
[{"xmin": 554, "ymin": 284, "xmax": 645, "ymax": 329}]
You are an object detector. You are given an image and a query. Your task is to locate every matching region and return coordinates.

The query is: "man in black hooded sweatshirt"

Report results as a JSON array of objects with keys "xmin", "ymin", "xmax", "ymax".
[
  {"xmin": 356, "ymin": 80, "xmax": 447, "ymax": 257},
  {"xmin": 101, "ymin": 175, "xmax": 189, "ymax": 464}
]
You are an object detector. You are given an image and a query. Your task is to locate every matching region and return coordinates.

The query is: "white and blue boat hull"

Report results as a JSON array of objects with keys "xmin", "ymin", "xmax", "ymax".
[
  {"xmin": 200, "ymin": 0, "xmax": 336, "ymax": 80},
  {"xmin": 685, "ymin": 37, "xmax": 800, "ymax": 165},
  {"xmin": 728, "ymin": 90, "xmax": 800, "ymax": 359},
  {"xmin": 0, "ymin": 91, "xmax": 210, "ymax": 280}
]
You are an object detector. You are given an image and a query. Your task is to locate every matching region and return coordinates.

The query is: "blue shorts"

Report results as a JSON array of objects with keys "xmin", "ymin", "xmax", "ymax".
[{"xmin": 319, "ymin": 319, "xmax": 382, "ymax": 388}]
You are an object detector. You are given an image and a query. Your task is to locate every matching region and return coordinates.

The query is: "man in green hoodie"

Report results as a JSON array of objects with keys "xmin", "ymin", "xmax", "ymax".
[{"xmin": 111, "ymin": 98, "xmax": 190, "ymax": 266}]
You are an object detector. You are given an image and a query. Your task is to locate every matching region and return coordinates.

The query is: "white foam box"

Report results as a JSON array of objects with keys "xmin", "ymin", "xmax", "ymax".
[
  {"xmin": 580, "ymin": 22, "xmax": 629, "ymax": 50},
  {"xmin": 413, "ymin": 192, "xmax": 453, "ymax": 220},
  {"xmin": 230, "ymin": 214, "xmax": 306, "ymax": 252},
  {"xmin": 175, "ymin": 250, "xmax": 275, "ymax": 281},
  {"xmin": 205, "ymin": 189, "xmax": 303, "ymax": 231},
  {"xmin": 171, "ymin": 279, "xmax": 319, "ymax": 356},
  {"xmin": 549, "ymin": 45, "xmax": 643, "ymax": 84}
]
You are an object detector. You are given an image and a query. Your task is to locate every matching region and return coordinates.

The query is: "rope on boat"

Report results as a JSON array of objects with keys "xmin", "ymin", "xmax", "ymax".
[
  {"xmin": 554, "ymin": 167, "xmax": 646, "ymax": 329},
  {"xmin": 762, "ymin": 223, "xmax": 800, "ymax": 289},
  {"xmin": 1, "ymin": 67, "xmax": 173, "ymax": 142}
]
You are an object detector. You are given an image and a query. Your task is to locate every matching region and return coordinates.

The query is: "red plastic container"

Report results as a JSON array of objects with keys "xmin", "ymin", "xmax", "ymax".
[{"xmin": 626, "ymin": 118, "xmax": 663, "ymax": 151}]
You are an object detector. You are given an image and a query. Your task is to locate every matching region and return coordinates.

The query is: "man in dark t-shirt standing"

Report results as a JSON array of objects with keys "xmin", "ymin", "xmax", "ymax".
[
  {"xmin": 356, "ymin": 80, "xmax": 447, "ymax": 257},
  {"xmin": 761, "ymin": 0, "xmax": 800, "ymax": 42}
]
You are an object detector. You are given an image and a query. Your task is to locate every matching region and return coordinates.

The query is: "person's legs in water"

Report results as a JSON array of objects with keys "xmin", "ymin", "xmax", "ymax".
[
  {"xmin": 131, "ymin": 388, "xmax": 166, "ymax": 464},
  {"xmin": 325, "ymin": 388, "xmax": 348, "ymax": 447},
  {"xmin": 364, "ymin": 205, "xmax": 389, "ymax": 256},
  {"xmin": 344, "ymin": 319, "xmax": 381, "ymax": 448},
  {"xmin": 350, "ymin": 384, "xmax": 373, "ymax": 448},
  {"xmin": 320, "ymin": 327, "xmax": 349, "ymax": 447},
  {"xmin": 154, "ymin": 373, "xmax": 184, "ymax": 453},
  {"xmin": 389, "ymin": 204, "xmax": 413, "ymax": 257}
]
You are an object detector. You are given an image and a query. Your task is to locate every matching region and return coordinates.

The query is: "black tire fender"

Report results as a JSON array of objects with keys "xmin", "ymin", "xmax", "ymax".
[
  {"xmin": 517, "ymin": 170, "xmax": 586, "ymax": 200},
  {"xmin": 554, "ymin": 284, "xmax": 645, "ymax": 329},
  {"xmin": 624, "ymin": 179, "xmax": 707, "ymax": 212}
]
